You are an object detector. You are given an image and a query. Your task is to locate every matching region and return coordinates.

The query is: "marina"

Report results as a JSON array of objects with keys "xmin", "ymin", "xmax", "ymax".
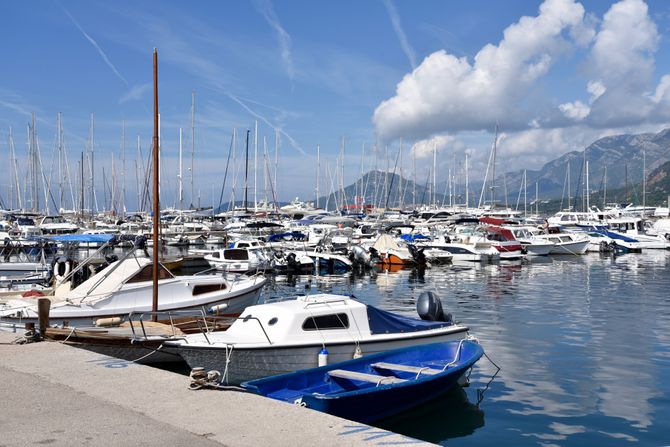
[
  {"xmin": 2, "ymin": 245, "xmax": 670, "ymax": 445},
  {"xmin": 3, "ymin": 1, "xmax": 670, "ymax": 446}
]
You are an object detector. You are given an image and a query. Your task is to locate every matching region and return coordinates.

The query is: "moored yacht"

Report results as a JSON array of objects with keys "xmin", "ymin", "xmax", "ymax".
[{"xmin": 0, "ymin": 249, "xmax": 266, "ymax": 329}]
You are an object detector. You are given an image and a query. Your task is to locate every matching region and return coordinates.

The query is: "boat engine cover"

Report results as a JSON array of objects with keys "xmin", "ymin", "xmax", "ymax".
[{"xmin": 417, "ymin": 291, "xmax": 452, "ymax": 323}]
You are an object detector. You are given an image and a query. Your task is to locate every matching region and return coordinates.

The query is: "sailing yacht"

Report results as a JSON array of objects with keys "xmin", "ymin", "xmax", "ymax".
[{"xmin": 0, "ymin": 249, "xmax": 266, "ymax": 330}]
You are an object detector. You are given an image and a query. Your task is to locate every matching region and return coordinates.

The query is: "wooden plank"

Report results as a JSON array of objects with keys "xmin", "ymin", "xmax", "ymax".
[
  {"xmin": 372, "ymin": 362, "xmax": 442, "ymax": 376},
  {"xmin": 327, "ymin": 369, "xmax": 406, "ymax": 384}
]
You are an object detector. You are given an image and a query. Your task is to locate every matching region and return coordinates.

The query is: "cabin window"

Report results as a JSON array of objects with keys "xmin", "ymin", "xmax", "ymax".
[
  {"xmin": 224, "ymin": 249, "xmax": 249, "ymax": 260},
  {"xmin": 126, "ymin": 263, "xmax": 173, "ymax": 283},
  {"xmin": 238, "ymin": 243, "xmax": 249, "ymax": 248},
  {"xmin": 193, "ymin": 283, "xmax": 226, "ymax": 295},
  {"xmin": 210, "ymin": 252, "xmax": 220, "ymax": 259},
  {"xmin": 302, "ymin": 313, "xmax": 349, "ymax": 331}
]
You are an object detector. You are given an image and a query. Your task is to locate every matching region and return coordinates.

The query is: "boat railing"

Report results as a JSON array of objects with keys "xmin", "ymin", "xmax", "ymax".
[
  {"xmin": 126, "ymin": 308, "xmax": 234, "ymax": 341},
  {"xmin": 125, "ymin": 308, "xmax": 273, "ymax": 345}
]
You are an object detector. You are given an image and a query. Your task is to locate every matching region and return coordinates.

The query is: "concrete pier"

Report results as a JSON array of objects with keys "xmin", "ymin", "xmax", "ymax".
[{"xmin": 0, "ymin": 332, "xmax": 432, "ymax": 446}]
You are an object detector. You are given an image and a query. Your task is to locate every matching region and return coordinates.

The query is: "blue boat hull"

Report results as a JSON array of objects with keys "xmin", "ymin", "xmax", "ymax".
[{"xmin": 242, "ymin": 340, "xmax": 484, "ymax": 423}]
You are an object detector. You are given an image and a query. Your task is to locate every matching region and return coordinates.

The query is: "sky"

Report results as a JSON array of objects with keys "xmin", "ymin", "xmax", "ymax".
[{"xmin": 2, "ymin": 0, "xmax": 670, "ymax": 212}]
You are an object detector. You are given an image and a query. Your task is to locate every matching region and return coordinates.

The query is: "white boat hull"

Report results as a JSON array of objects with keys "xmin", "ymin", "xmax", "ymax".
[{"xmin": 176, "ymin": 328, "xmax": 469, "ymax": 385}]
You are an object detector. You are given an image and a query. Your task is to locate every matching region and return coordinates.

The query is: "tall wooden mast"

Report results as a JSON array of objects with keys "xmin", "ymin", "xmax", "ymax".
[{"xmin": 152, "ymin": 48, "xmax": 160, "ymax": 321}]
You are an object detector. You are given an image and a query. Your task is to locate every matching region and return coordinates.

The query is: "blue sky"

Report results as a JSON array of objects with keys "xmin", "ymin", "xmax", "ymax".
[{"xmin": 2, "ymin": 0, "xmax": 670, "ymax": 211}]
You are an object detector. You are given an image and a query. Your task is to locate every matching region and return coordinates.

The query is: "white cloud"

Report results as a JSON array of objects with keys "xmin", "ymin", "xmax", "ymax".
[
  {"xmin": 253, "ymin": 0, "xmax": 295, "ymax": 81},
  {"xmin": 579, "ymin": 0, "xmax": 661, "ymax": 127},
  {"xmin": 373, "ymin": 0, "xmax": 588, "ymax": 141},
  {"xmin": 382, "ymin": 0, "xmax": 417, "ymax": 69},
  {"xmin": 410, "ymin": 134, "xmax": 453, "ymax": 159},
  {"xmin": 58, "ymin": 2, "xmax": 128, "ymax": 86},
  {"xmin": 119, "ymin": 83, "xmax": 151, "ymax": 104},
  {"xmin": 587, "ymin": 80, "xmax": 606, "ymax": 101},
  {"xmin": 559, "ymin": 100, "xmax": 590, "ymax": 120}
]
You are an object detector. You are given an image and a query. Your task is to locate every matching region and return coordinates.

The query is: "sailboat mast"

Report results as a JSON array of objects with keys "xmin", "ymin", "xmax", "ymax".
[
  {"xmin": 643, "ymin": 149, "xmax": 646, "ymax": 214},
  {"xmin": 179, "ymin": 127, "xmax": 184, "ymax": 211},
  {"xmin": 254, "ymin": 120, "xmax": 258, "ymax": 212},
  {"xmin": 274, "ymin": 128, "xmax": 279, "ymax": 206},
  {"xmin": 464, "ymin": 152, "xmax": 469, "ymax": 210},
  {"xmin": 190, "ymin": 91, "xmax": 195, "ymax": 209},
  {"xmin": 586, "ymin": 160, "xmax": 590, "ymax": 212},
  {"xmin": 121, "ymin": 120, "xmax": 126, "ymax": 218},
  {"xmin": 244, "ymin": 129, "xmax": 250, "ymax": 211},
  {"xmin": 316, "ymin": 144, "xmax": 320, "ymax": 208},
  {"xmin": 57, "ymin": 112, "xmax": 63, "ymax": 211},
  {"xmin": 412, "ymin": 144, "xmax": 416, "ymax": 210},
  {"xmin": 152, "ymin": 48, "xmax": 161, "ymax": 321},
  {"xmin": 490, "ymin": 124, "xmax": 498, "ymax": 209}
]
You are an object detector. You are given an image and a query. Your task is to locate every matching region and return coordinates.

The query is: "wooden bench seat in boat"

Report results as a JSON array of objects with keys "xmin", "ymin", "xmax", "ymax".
[
  {"xmin": 371, "ymin": 362, "xmax": 442, "ymax": 376},
  {"xmin": 327, "ymin": 369, "xmax": 406, "ymax": 385}
]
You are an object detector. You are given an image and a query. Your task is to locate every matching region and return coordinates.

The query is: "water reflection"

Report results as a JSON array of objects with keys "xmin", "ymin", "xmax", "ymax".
[
  {"xmin": 173, "ymin": 247, "xmax": 670, "ymax": 445},
  {"xmin": 376, "ymin": 386, "xmax": 485, "ymax": 443}
]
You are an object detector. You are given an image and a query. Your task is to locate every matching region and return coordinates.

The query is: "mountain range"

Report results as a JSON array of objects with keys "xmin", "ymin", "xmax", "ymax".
[{"xmin": 316, "ymin": 128, "xmax": 670, "ymax": 210}]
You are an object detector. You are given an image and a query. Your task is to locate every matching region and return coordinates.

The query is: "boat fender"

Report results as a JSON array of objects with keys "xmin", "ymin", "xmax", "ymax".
[
  {"xmin": 209, "ymin": 303, "xmax": 229, "ymax": 315},
  {"xmin": 95, "ymin": 316, "xmax": 123, "ymax": 327},
  {"xmin": 353, "ymin": 345, "xmax": 363, "ymax": 359},
  {"xmin": 318, "ymin": 347, "xmax": 328, "ymax": 367}
]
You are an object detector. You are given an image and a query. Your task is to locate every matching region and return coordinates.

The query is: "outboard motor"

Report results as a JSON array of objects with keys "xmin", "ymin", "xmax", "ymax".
[
  {"xmin": 350, "ymin": 245, "xmax": 371, "ymax": 266},
  {"xmin": 416, "ymin": 291, "xmax": 453, "ymax": 323},
  {"xmin": 408, "ymin": 244, "xmax": 427, "ymax": 265}
]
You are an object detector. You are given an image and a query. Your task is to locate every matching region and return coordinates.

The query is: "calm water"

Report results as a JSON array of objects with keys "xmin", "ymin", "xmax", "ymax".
[{"xmin": 259, "ymin": 252, "xmax": 670, "ymax": 446}]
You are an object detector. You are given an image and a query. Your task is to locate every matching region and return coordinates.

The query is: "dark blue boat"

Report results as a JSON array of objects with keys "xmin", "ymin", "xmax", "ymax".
[{"xmin": 241, "ymin": 339, "xmax": 484, "ymax": 423}]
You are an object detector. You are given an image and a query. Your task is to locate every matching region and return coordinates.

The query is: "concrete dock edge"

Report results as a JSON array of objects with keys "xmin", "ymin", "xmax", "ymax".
[{"xmin": 0, "ymin": 332, "xmax": 434, "ymax": 446}]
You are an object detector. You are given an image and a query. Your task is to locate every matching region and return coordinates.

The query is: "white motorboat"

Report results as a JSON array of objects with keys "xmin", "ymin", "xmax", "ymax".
[
  {"xmin": 507, "ymin": 227, "xmax": 555, "ymax": 256},
  {"xmin": 204, "ymin": 240, "xmax": 273, "ymax": 273},
  {"xmin": 532, "ymin": 232, "xmax": 590, "ymax": 255},
  {"xmin": 416, "ymin": 232, "xmax": 500, "ymax": 262},
  {"xmin": 0, "ymin": 253, "xmax": 266, "ymax": 330},
  {"xmin": 606, "ymin": 217, "xmax": 670, "ymax": 250},
  {"xmin": 166, "ymin": 292, "xmax": 470, "ymax": 385}
]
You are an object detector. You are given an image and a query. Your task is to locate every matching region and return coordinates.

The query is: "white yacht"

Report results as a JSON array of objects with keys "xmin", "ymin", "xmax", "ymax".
[{"xmin": 0, "ymin": 253, "xmax": 266, "ymax": 329}]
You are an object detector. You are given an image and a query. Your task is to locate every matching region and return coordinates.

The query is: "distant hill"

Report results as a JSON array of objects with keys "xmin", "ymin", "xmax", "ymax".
[
  {"xmin": 500, "ymin": 128, "xmax": 670, "ymax": 203},
  {"xmin": 315, "ymin": 170, "xmax": 451, "ymax": 211},
  {"xmin": 312, "ymin": 128, "xmax": 670, "ymax": 211}
]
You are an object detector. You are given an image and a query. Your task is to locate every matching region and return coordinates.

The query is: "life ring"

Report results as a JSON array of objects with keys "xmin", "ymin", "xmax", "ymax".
[{"xmin": 54, "ymin": 258, "xmax": 72, "ymax": 283}]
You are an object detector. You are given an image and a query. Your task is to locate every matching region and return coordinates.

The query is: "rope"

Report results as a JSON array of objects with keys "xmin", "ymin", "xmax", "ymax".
[
  {"xmin": 128, "ymin": 344, "xmax": 165, "ymax": 364},
  {"xmin": 222, "ymin": 344, "xmax": 234, "ymax": 384},
  {"xmin": 60, "ymin": 327, "xmax": 77, "ymax": 344}
]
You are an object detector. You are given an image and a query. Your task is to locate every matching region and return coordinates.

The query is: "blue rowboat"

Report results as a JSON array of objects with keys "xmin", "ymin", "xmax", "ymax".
[{"xmin": 241, "ymin": 339, "xmax": 484, "ymax": 423}]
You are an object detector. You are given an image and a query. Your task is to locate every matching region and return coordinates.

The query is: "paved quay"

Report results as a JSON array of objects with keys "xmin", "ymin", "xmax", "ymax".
[{"xmin": 0, "ymin": 332, "xmax": 432, "ymax": 447}]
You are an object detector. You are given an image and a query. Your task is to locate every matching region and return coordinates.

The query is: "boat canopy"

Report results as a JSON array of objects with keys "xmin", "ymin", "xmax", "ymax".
[
  {"xmin": 366, "ymin": 305, "xmax": 452, "ymax": 335},
  {"xmin": 48, "ymin": 234, "xmax": 115, "ymax": 243}
]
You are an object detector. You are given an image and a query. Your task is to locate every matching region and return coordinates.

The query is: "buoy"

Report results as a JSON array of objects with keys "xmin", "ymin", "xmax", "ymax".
[{"xmin": 318, "ymin": 347, "xmax": 328, "ymax": 367}]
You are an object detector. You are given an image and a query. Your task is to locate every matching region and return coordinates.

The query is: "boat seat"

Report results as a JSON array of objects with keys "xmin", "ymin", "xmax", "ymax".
[
  {"xmin": 327, "ymin": 369, "xmax": 406, "ymax": 385},
  {"xmin": 371, "ymin": 362, "xmax": 442, "ymax": 376}
]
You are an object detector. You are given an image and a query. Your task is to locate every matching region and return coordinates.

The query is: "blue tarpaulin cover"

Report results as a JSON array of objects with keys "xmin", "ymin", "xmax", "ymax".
[
  {"xmin": 48, "ymin": 234, "xmax": 115, "ymax": 243},
  {"xmin": 400, "ymin": 234, "xmax": 430, "ymax": 242},
  {"xmin": 366, "ymin": 305, "xmax": 451, "ymax": 334}
]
